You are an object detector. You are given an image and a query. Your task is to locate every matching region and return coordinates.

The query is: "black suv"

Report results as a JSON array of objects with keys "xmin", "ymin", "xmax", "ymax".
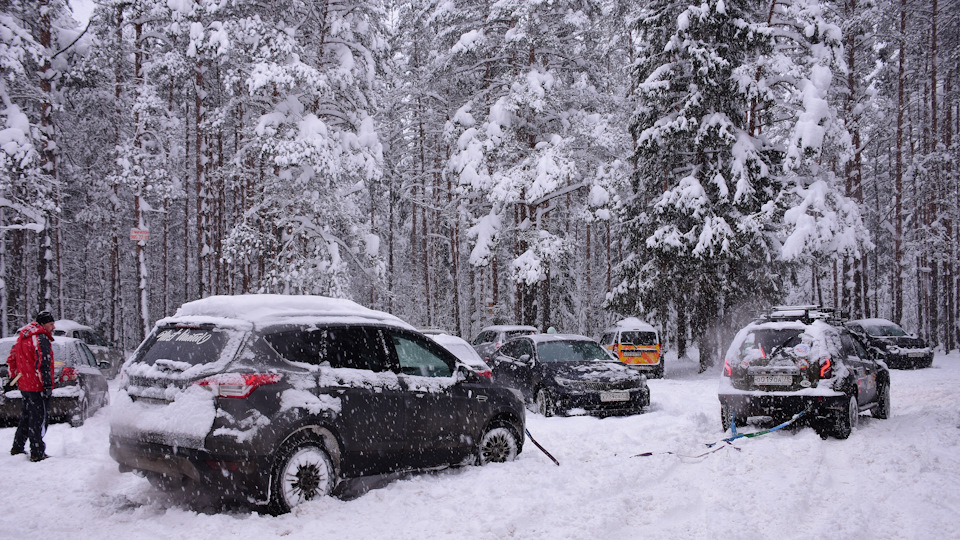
[
  {"xmin": 718, "ymin": 306, "xmax": 890, "ymax": 439},
  {"xmin": 846, "ymin": 318, "xmax": 933, "ymax": 369},
  {"xmin": 109, "ymin": 295, "xmax": 525, "ymax": 513}
]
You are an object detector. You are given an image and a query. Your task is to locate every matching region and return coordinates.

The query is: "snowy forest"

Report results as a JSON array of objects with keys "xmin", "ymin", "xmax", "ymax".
[{"xmin": 1, "ymin": 0, "xmax": 958, "ymax": 369}]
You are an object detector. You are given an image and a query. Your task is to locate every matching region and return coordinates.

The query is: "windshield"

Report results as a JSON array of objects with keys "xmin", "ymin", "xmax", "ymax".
[
  {"xmin": 620, "ymin": 331, "xmax": 657, "ymax": 346},
  {"xmin": 861, "ymin": 323, "xmax": 907, "ymax": 337},
  {"xmin": 537, "ymin": 340, "xmax": 611, "ymax": 363}
]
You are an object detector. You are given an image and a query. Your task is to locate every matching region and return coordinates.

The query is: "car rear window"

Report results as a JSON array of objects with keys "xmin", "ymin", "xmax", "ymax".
[
  {"xmin": 620, "ymin": 331, "xmax": 657, "ymax": 346},
  {"xmin": 738, "ymin": 329, "xmax": 803, "ymax": 360},
  {"xmin": 505, "ymin": 329, "xmax": 536, "ymax": 339},
  {"xmin": 137, "ymin": 327, "xmax": 232, "ymax": 366}
]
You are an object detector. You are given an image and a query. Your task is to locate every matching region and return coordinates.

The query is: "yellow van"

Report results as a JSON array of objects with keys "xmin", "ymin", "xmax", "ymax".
[{"xmin": 600, "ymin": 318, "xmax": 663, "ymax": 378}]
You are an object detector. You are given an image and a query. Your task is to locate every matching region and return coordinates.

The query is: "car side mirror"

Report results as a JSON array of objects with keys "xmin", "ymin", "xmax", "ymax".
[
  {"xmin": 456, "ymin": 365, "xmax": 481, "ymax": 384},
  {"xmin": 98, "ymin": 360, "xmax": 111, "ymax": 369},
  {"xmin": 518, "ymin": 354, "xmax": 533, "ymax": 365}
]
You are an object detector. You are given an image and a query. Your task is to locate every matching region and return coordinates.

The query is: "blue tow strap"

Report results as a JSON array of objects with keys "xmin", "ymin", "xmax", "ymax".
[{"xmin": 707, "ymin": 409, "xmax": 808, "ymax": 447}]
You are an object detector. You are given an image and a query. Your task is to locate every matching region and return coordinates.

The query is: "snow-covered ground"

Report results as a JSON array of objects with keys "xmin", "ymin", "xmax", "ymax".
[{"xmin": 3, "ymin": 352, "xmax": 958, "ymax": 540}]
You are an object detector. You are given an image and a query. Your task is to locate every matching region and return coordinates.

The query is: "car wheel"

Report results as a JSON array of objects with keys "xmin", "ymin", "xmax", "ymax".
[
  {"xmin": 269, "ymin": 438, "xmax": 335, "ymax": 514},
  {"xmin": 477, "ymin": 426, "xmax": 519, "ymax": 465},
  {"xmin": 536, "ymin": 389, "xmax": 554, "ymax": 417},
  {"xmin": 69, "ymin": 396, "xmax": 88, "ymax": 427},
  {"xmin": 832, "ymin": 394, "xmax": 859, "ymax": 439},
  {"xmin": 654, "ymin": 362, "xmax": 664, "ymax": 379},
  {"xmin": 874, "ymin": 382, "xmax": 891, "ymax": 419}
]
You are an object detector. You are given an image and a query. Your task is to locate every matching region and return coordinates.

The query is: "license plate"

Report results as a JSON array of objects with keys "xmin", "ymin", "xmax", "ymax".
[
  {"xmin": 754, "ymin": 375, "xmax": 792, "ymax": 386},
  {"xmin": 908, "ymin": 352, "xmax": 927, "ymax": 357},
  {"xmin": 600, "ymin": 391, "xmax": 629, "ymax": 402}
]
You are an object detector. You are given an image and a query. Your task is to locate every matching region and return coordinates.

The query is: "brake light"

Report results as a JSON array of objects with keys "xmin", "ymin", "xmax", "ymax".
[
  {"xmin": 723, "ymin": 359, "xmax": 732, "ymax": 377},
  {"xmin": 820, "ymin": 358, "xmax": 832, "ymax": 378},
  {"xmin": 195, "ymin": 373, "xmax": 282, "ymax": 398},
  {"xmin": 59, "ymin": 367, "xmax": 78, "ymax": 383},
  {"xmin": 477, "ymin": 369, "xmax": 493, "ymax": 379}
]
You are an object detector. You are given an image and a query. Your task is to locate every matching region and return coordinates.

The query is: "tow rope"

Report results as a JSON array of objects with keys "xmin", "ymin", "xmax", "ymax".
[
  {"xmin": 633, "ymin": 408, "xmax": 810, "ymax": 459},
  {"xmin": 525, "ymin": 429, "xmax": 560, "ymax": 466},
  {"xmin": 706, "ymin": 408, "xmax": 809, "ymax": 448}
]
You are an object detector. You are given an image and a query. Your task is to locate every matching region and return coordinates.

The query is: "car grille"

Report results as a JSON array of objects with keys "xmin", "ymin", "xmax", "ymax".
[{"xmin": 577, "ymin": 380, "xmax": 637, "ymax": 391}]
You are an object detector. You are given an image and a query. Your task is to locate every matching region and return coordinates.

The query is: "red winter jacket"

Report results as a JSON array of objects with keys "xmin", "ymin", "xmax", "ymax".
[{"xmin": 6, "ymin": 321, "xmax": 55, "ymax": 393}]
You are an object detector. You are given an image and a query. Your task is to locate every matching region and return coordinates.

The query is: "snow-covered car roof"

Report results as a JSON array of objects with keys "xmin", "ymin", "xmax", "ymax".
[
  {"xmin": 606, "ymin": 317, "xmax": 656, "ymax": 333},
  {"xmin": 521, "ymin": 333, "xmax": 596, "ymax": 345},
  {"xmin": 480, "ymin": 324, "xmax": 539, "ymax": 333},
  {"xmin": 155, "ymin": 294, "xmax": 415, "ymax": 332},
  {"xmin": 848, "ymin": 318, "xmax": 901, "ymax": 329},
  {"xmin": 54, "ymin": 319, "xmax": 93, "ymax": 332}
]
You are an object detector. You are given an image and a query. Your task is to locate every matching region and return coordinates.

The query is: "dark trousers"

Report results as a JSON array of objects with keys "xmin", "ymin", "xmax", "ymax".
[{"xmin": 12, "ymin": 391, "xmax": 47, "ymax": 457}]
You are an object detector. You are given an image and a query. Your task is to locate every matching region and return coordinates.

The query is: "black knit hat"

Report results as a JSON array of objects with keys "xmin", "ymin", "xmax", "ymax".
[{"xmin": 35, "ymin": 311, "xmax": 55, "ymax": 325}]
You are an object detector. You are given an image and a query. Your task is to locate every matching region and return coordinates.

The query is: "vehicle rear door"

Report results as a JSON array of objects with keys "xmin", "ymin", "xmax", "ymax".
[
  {"xmin": 386, "ymin": 329, "xmax": 482, "ymax": 468},
  {"xmin": 841, "ymin": 332, "xmax": 877, "ymax": 406}
]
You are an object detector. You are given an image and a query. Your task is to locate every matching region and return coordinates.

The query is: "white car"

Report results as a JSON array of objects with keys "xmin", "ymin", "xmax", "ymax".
[{"xmin": 427, "ymin": 333, "xmax": 493, "ymax": 379}]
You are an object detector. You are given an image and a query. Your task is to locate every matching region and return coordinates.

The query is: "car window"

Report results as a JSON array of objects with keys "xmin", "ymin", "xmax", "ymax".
[
  {"xmin": 79, "ymin": 343, "xmax": 98, "ymax": 367},
  {"xmin": 266, "ymin": 327, "xmax": 388, "ymax": 372},
  {"xmin": 841, "ymin": 333, "xmax": 867, "ymax": 360},
  {"xmin": 498, "ymin": 340, "xmax": 522, "ymax": 358},
  {"xmin": 516, "ymin": 339, "xmax": 535, "ymax": 360},
  {"xmin": 505, "ymin": 329, "xmax": 536, "ymax": 340},
  {"xmin": 537, "ymin": 340, "xmax": 610, "ymax": 363},
  {"xmin": 600, "ymin": 333, "xmax": 614, "ymax": 346},
  {"xmin": 390, "ymin": 333, "xmax": 453, "ymax": 378},
  {"xmin": 862, "ymin": 323, "xmax": 907, "ymax": 337},
  {"xmin": 136, "ymin": 327, "xmax": 232, "ymax": 366},
  {"xmin": 88, "ymin": 331, "xmax": 109, "ymax": 347},
  {"xmin": 620, "ymin": 331, "xmax": 657, "ymax": 346}
]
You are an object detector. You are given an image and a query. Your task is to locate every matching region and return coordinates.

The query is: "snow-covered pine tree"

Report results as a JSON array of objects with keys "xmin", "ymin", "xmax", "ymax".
[{"xmin": 610, "ymin": 0, "xmax": 799, "ymax": 370}]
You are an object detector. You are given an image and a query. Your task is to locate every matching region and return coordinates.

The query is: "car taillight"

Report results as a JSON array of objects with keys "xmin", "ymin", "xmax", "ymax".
[
  {"xmin": 722, "ymin": 359, "xmax": 732, "ymax": 377},
  {"xmin": 820, "ymin": 358, "xmax": 832, "ymax": 378},
  {"xmin": 195, "ymin": 373, "xmax": 281, "ymax": 398},
  {"xmin": 477, "ymin": 369, "xmax": 493, "ymax": 379},
  {"xmin": 59, "ymin": 367, "xmax": 78, "ymax": 383}
]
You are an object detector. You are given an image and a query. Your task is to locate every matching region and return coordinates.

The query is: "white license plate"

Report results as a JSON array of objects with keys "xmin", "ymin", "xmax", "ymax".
[
  {"xmin": 600, "ymin": 391, "xmax": 630, "ymax": 402},
  {"xmin": 754, "ymin": 375, "xmax": 792, "ymax": 386},
  {"xmin": 908, "ymin": 352, "xmax": 927, "ymax": 357}
]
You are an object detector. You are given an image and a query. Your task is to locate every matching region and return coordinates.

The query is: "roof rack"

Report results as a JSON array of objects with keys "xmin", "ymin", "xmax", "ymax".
[{"xmin": 760, "ymin": 305, "xmax": 848, "ymax": 324}]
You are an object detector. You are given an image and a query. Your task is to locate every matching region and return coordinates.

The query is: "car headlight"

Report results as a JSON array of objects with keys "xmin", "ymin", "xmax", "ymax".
[
  {"xmin": 555, "ymin": 377, "xmax": 578, "ymax": 388},
  {"xmin": 887, "ymin": 345, "xmax": 901, "ymax": 354}
]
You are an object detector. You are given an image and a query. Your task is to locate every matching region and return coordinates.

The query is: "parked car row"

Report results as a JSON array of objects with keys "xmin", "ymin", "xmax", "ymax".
[{"xmin": 9, "ymin": 296, "xmax": 922, "ymax": 514}]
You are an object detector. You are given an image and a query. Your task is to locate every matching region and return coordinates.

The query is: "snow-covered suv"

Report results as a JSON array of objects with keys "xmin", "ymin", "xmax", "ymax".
[
  {"xmin": 718, "ymin": 306, "xmax": 890, "ymax": 439},
  {"xmin": 109, "ymin": 295, "xmax": 525, "ymax": 513}
]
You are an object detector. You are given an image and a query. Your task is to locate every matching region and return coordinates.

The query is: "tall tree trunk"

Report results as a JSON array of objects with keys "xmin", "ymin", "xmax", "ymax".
[{"xmin": 894, "ymin": 0, "xmax": 907, "ymax": 324}]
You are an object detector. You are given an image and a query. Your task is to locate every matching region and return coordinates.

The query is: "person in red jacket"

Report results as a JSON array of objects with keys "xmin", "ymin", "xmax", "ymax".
[{"xmin": 8, "ymin": 311, "xmax": 56, "ymax": 462}]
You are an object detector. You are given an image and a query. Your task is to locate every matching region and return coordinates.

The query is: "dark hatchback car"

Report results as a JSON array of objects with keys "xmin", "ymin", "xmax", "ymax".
[
  {"xmin": 846, "ymin": 318, "xmax": 933, "ymax": 369},
  {"xmin": 719, "ymin": 306, "xmax": 890, "ymax": 439},
  {"xmin": 1, "ymin": 336, "xmax": 110, "ymax": 427},
  {"xmin": 109, "ymin": 295, "xmax": 525, "ymax": 513},
  {"xmin": 490, "ymin": 334, "xmax": 650, "ymax": 417}
]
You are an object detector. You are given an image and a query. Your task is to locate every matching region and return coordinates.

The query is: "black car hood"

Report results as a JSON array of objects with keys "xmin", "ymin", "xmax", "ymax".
[{"xmin": 542, "ymin": 361, "xmax": 640, "ymax": 382}]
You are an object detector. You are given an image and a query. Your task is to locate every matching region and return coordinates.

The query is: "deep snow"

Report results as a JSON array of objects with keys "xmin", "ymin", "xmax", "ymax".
[{"xmin": 2, "ymin": 351, "xmax": 958, "ymax": 540}]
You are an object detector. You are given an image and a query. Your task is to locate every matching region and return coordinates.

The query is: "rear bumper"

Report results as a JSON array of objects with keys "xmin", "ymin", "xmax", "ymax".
[
  {"xmin": 718, "ymin": 392, "xmax": 847, "ymax": 420},
  {"xmin": 109, "ymin": 435, "xmax": 273, "ymax": 504}
]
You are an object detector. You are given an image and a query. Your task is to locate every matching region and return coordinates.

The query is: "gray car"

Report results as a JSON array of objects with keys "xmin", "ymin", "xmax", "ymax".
[
  {"xmin": 472, "ymin": 325, "xmax": 539, "ymax": 363},
  {"xmin": 0, "ymin": 336, "xmax": 110, "ymax": 426},
  {"xmin": 54, "ymin": 319, "xmax": 124, "ymax": 379}
]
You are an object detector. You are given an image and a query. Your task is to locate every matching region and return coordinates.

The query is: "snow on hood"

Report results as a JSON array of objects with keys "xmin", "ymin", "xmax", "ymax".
[{"xmin": 548, "ymin": 360, "xmax": 643, "ymax": 383}]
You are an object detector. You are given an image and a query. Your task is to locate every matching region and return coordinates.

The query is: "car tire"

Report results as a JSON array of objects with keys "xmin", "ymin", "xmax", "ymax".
[
  {"xmin": 832, "ymin": 394, "xmax": 859, "ymax": 439},
  {"xmin": 536, "ymin": 389, "xmax": 554, "ymax": 417},
  {"xmin": 874, "ymin": 382, "xmax": 891, "ymax": 419},
  {"xmin": 476, "ymin": 426, "xmax": 519, "ymax": 465},
  {"xmin": 654, "ymin": 362, "xmax": 664, "ymax": 379},
  {"xmin": 69, "ymin": 396, "xmax": 88, "ymax": 427},
  {"xmin": 269, "ymin": 437, "xmax": 335, "ymax": 514}
]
